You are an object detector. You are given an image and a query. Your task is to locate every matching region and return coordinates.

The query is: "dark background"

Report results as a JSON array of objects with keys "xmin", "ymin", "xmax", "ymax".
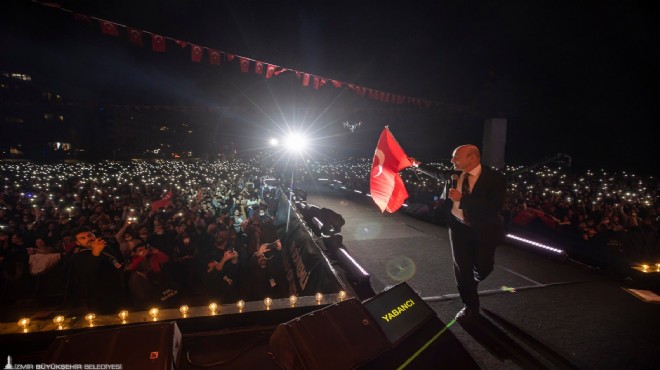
[{"xmin": 1, "ymin": 0, "xmax": 657, "ymax": 173}]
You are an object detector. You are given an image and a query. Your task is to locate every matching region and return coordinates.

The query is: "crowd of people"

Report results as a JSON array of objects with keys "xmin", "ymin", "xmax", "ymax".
[
  {"xmin": 304, "ymin": 157, "xmax": 659, "ymax": 262},
  {"xmin": 1, "ymin": 154, "xmax": 658, "ymax": 316},
  {"xmin": 0, "ymin": 156, "xmax": 290, "ymax": 314}
]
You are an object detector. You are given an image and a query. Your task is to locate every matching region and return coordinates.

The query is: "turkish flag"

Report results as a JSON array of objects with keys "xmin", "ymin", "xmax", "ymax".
[
  {"xmin": 332, "ymin": 80, "xmax": 342, "ymax": 88},
  {"xmin": 100, "ymin": 21, "xmax": 119, "ymax": 36},
  {"xmin": 239, "ymin": 57, "xmax": 250, "ymax": 72},
  {"xmin": 73, "ymin": 13, "xmax": 91, "ymax": 23},
  {"xmin": 127, "ymin": 28, "xmax": 142, "ymax": 46},
  {"xmin": 313, "ymin": 76, "xmax": 320, "ymax": 90},
  {"xmin": 255, "ymin": 61, "xmax": 264, "ymax": 74},
  {"xmin": 191, "ymin": 45, "xmax": 203, "ymax": 62},
  {"xmin": 152, "ymin": 34, "xmax": 166, "ymax": 52},
  {"xmin": 302, "ymin": 73, "xmax": 310, "ymax": 87},
  {"xmin": 209, "ymin": 49, "xmax": 221, "ymax": 65},
  {"xmin": 370, "ymin": 127, "xmax": 412, "ymax": 213},
  {"xmin": 265, "ymin": 64, "xmax": 276, "ymax": 78},
  {"xmin": 150, "ymin": 191, "xmax": 173, "ymax": 214},
  {"xmin": 226, "ymin": 53, "xmax": 235, "ymax": 61}
]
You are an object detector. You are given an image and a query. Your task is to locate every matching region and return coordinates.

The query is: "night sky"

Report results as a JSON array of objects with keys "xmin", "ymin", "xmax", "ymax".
[{"xmin": 1, "ymin": 0, "xmax": 658, "ymax": 173}]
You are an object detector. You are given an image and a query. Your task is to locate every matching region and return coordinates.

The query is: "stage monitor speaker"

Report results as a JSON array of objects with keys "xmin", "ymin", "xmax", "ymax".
[
  {"xmin": 270, "ymin": 298, "xmax": 390, "ymax": 370},
  {"xmin": 43, "ymin": 322, "xmax": 182, "ymax": 370},
  {"xmin": 363, "ymin": 282, "xmax": 436, "ymax": 346}
]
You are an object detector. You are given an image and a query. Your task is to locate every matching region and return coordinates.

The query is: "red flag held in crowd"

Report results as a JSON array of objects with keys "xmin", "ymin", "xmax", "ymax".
[
  {"xmin": 150, "ymin": 191, "xmax": 173, "ymax": 214},
  {"xmin": 370, "ymin": 127, "xmax": 412, "ymax": 213}
]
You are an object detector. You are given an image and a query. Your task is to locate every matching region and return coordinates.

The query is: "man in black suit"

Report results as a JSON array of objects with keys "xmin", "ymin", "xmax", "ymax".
[{"xmin": 410, "ymin": 144, "xmax": 506, "ymax": 321}]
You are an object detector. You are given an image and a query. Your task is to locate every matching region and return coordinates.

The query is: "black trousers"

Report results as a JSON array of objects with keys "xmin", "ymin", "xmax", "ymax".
[{"xmin": 448, "ymin": 217, "xmax": 496, "ymax": 309}]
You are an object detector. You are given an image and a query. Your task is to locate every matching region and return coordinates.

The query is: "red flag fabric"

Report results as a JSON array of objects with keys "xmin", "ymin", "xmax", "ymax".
[
  {"xmin": 512, "ymin": 208, "xmax": 559, "ymax": 229},
  {"xmin": 127, "ymin": 28, "xmax": 142, "ymax": 46},
  {"xmin": 265, "ymin": 64, "xmax": 276, "ymax": 78},
  {"xmin": 226, "ymin": 53, "xmax": 235, "ymax": 61},
  {"xmin": 302, "ymin": 73, "xmax": 311, "ymax": 87},
  {"xmin": 100, "ymin": 21, "xmax": 119, "ymax": 36},
  {"xmin": 150, "ymin": 191, "xmax": 173, "ymax": 214},
  {"xmin": 174, "ymin": 40, "xmax": 187, "ymax": 48},
  {"xmin": 370, "ymin": 127, "xmax": 412, "ymax": 213},
  {"xmin": 152, "ymin": 34, "xmax": 166, "ymax": 52},
  {"xmin": 191, "ymin": 45, "xmax": 203, "ymax": 62},
  {"xmin": 255, "ymin": 61, "xmax": 264, "ymax": 74},
  {"xmin": 313, "ymin": 76, "xmax": 320, "ymax": 90},
  {"xmin": 239, "ymin": 57, "xmax": 250, "ymax": 72},
  {"xmin": 209, "ymin": 49, "xmax": 221, "ymax": 65},
  {"xmin": 73, "ymin": 13, "xmax": 92, "ymax": 23}
]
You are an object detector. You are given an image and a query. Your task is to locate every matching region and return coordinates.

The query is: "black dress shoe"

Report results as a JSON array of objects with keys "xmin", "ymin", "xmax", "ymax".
[{"xmin": 455, "ymin": 306, "xmax": 480, "ymax": 322}]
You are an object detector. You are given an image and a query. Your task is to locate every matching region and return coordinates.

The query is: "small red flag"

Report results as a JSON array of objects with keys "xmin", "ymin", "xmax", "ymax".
[
  {"xmin": 191, "ymin": 45, "xmax": 203, "ymax": 62},
  {"xmin": 226, "ymin": 53, "xmax": 235, "ymax": 61},
  {"xmin": 370, "ymin": 127, "xmax": 412, "ymax": 213},
  {"xmin": 127, "ymin": 28, "xmax": 142, "ymax": 46},
  {"xmin": 152, "ymin": 34, "xmax": 166, "ymax": 52},
  {"xmin": 174, "ymin": 40, "xmax": 187, "ymax": 48},
  {"xmin": 313, "ymin": 76, "xmax": 320, "ymax": 90},
  {"xmin": 209, "ymin": 49, "xmax": 221, "ymax": 65},
  {"xmin": 302, "ymin": 73, "xmax": 310, "ymax": 87},
  {"xmin": 73, "ymin": 13, "xmax": 92, "ymax": 23},
  {"xmin": 239, "ymin": 57, "xmax": 250, "ymax": 72},
  {"xmin": 150, "ymin": 191, "xmax": 173, "ymax": 214},
  {"xmin": 100, "ymin": 21, "xmax": 119, "ymax": 36},
  {"xmin": 265, "ymin": 64, "xmax": 276, "ymax": 78},
  {"xmin": 332, "ymin": 80, "xmax": 342, "ymax": 88},
  {"xmin": 255, "ymin": 61, "xmax": 264, "ymax": 74}
]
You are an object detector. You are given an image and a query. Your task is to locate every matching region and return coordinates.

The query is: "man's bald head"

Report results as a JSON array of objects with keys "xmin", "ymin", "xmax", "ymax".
[{"xmin": 451, "ymin": 144, "xmax": 481, "ymax": 172}]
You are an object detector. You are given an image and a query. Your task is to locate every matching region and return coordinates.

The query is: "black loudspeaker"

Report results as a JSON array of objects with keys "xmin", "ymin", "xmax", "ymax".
[
  {"xmin": 362, "ymin": 282, "xmax": 436, "ymax": 346},
  {"xmin": 270, "ymin": 282, "xmax": 479, "ymax": 370},
  {"xmin": 269, "ymin": 298, "xmax": 390, "ymax": 370},
  {"xmin": 43, "ymin": 322, "xmax": 182, "ymax": 370}
]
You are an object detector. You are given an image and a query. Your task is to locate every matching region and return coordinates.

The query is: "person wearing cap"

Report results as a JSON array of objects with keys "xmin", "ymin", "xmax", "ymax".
[{"xmin": 70, "ymin": 226, "xmax": 127, "ymax": 313}]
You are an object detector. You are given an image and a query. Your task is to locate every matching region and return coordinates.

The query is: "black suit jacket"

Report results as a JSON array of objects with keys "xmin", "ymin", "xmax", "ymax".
[{"xmin": 418, "ymin": 164, "xmax": 506, "ymax": 244}]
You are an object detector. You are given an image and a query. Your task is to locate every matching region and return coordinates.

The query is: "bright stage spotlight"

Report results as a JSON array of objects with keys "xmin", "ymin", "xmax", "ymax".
[
  {"xmin": 269, "ymin": 138, "xmax": 279, "ymax": 146},
  {"xmin": 284, "ymin": 133, "xmax": 308, "ymax": 152}
]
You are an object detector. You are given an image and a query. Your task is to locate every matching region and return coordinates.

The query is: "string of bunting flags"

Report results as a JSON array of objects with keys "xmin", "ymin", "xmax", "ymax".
[{"xmin": 35, "ymin": 0, "xmax": 439, "ymax": 109}]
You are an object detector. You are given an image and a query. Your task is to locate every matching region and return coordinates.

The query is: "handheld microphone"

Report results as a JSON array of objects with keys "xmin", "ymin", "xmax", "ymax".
[{"xmin": 451, "ymin": 174, "xmax": 458, "ymax": 189}]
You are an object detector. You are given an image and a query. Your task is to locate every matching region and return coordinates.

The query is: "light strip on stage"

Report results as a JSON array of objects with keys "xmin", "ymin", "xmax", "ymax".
[
  {"xmin": 337, "ymin": 248, "xmax": 369, "ymax": 277},
  {"xmin": 506, "ymin": 234, "xmax": 565, "ymax": 254},
  {"xmin": 354, "ymin": 190, "xmax": 362, "ymax": 193}
]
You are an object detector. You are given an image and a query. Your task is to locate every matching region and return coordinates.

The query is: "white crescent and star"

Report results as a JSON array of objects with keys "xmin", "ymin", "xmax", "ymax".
[{"xmin": 373, "ymin": 148, "xmax": 385, "ymax": 177}]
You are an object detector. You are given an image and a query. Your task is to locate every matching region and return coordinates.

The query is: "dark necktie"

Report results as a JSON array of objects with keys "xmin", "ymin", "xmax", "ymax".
[
  {"xmin": 461, "ymin": 173, "xmax": 471, "ymax": 195},
  {"xmin": 462, "ymin": 173, "xmax": 470, "ymax": 224}
]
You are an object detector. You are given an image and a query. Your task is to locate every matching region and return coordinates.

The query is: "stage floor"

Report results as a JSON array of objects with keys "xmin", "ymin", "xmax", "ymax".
[{"xmin": 303, "ymin": 180, "xmax": 660, "ymax": 370}]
